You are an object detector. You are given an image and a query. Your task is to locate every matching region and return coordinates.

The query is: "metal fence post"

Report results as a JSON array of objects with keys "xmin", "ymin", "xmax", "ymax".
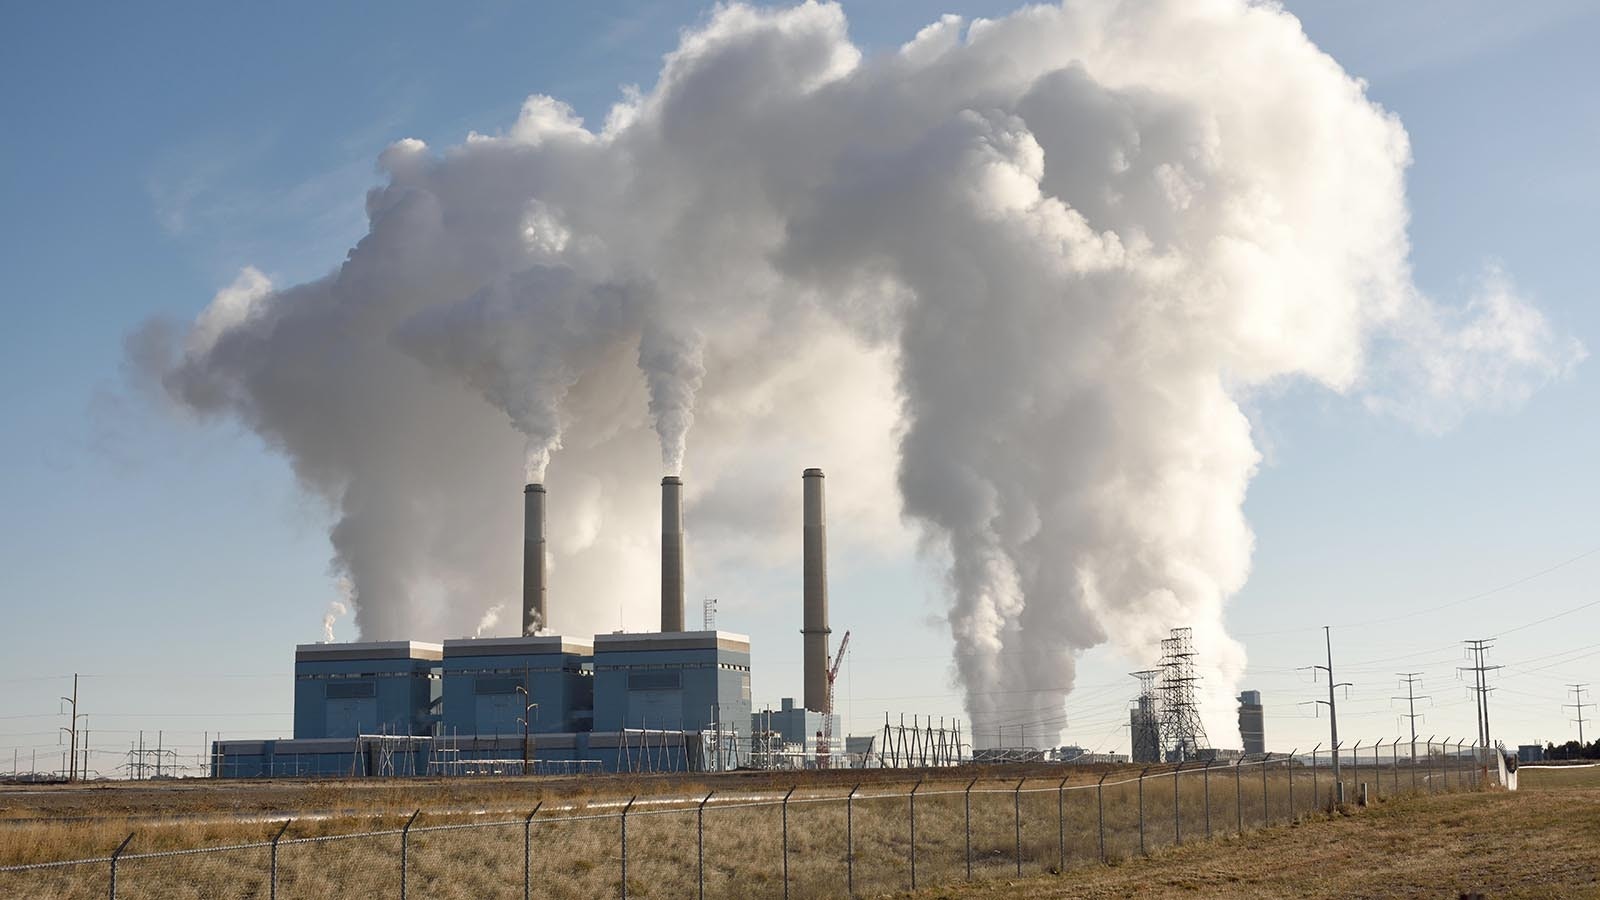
[
  {"xmin": 1261, "ymin": 753, "xmax": 1270, "ymax": 825},
  {"xmin": 1057, "ymin": 777, "xmax": 1068, "ymax": 872},
  {"xmin": 844, "ymin": 781, "xmax": 857, "ymax": 890},
  {"xmin": 909, "ymin": 781, "xmax": 923, "ymax": 889},
  {"xmin": 964, "ymin": 778, "xmax": 977, "ymax": 880},
  {"xmin": 620, "ymin": 797, "xmax": 636, "ymax": 900},
  {"xmin": 1096, "ymin": 772, "xmax": 1110, "ymax": 863},
  {"xmin": 1233, "ymin": 759, "xmax": 1243, "ymax": 833},
  {"xmin": 108, "ymin": 832, "xmax": 134, "ymax": 900},
  {"xmin": 781, "ymin": 787, "xmax": 796, "ymax": 900},
  {"xmin": 1310, "ymin": 744, "xmax": 1319, "ymax": 813},
  {"xmin": 1137, "ymin": 767, "xmax": 1150, "ymax": 856},
  {"xmin": 525, "ymin": 803, "xmax": 542, "ymax": 900},
  {"xmin": 1282, "ymin": 750, "xmax": 1295, "ymax": 822},
  {"xmin": 697, "ymin": 792, "xmax": 713, "ymax": 900},
  {"xmin": 1351, "ymin": 740, "xmax": 1362, "ymax": 807},
  {"xmin": 1392, "ymin": 738, "xmax": 1400, "ymax": 797},
  {"xmin": 1374, "ymin": 741, "xmax": 1383, "ymax": 799},
  {"xmin": 1203, "ymin": 761, "xmax": 1212, "ymax": 838},
  {"xmin": 1173, "ymin": 761, "xmax": 1184, "ymax": 845},
  {"xmin": 1456, "ymin": 740, "xmax": 1465, "ymax": 790},
  {"xmin": 270, "ymin": 819, "xmax": 292, "ymax": 900},
  {"xmin": 1014, "ymin": 778, "xmax": 1025, "ymax": 876},
  {"xmin": 400, "ymin": 810, "xmax": 420, "ymax": 900}
]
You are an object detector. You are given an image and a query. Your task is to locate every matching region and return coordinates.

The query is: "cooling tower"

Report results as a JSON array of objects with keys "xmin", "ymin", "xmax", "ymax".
[
  {"xmin": 523, "ymin": 483, "xmax": 547, "ymax": 635},
  {"xmin": 661, "ymin": 476, "xmax": 685, "ymax": 632},
  {"xmin": 802, "ymin": 468, "xmax": 831, "ymax": 712}
]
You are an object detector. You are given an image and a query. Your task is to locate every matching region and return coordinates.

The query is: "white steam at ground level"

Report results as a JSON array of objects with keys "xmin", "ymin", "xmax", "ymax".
[{"xmin": 134, "ymin": 0, "xmax": 1582, "ymax": 746}]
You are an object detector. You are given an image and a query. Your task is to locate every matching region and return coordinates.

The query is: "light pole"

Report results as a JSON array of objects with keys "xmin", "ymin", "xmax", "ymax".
[
  {"xmin": 515, "ymin": 680, "xmax": 539, "ymax": 776},
  {"xmin": 59, "ymin": 674, "xmax": 79, "ymax": 782}
]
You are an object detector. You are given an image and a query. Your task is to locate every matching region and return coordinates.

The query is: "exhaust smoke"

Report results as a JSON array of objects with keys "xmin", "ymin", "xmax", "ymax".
[{"xmin": 137, "ymin": 0, "xmax": 1581, "ymax": 742}]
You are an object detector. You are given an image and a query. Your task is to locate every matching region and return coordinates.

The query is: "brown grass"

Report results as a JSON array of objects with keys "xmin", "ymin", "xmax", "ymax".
[
  {"xmin": 0, "ymin": 758, "xmax": 1486, "ymax": 899},
  {"xmin": 896, "ymin": 766, "xmax": 1600, "ymax": 900}
]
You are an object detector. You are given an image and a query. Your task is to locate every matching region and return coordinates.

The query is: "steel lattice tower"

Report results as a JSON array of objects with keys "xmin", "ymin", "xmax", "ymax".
[{"xmin": 1158, "ymin": 627, "xmax": 1210, "ymax": 761}]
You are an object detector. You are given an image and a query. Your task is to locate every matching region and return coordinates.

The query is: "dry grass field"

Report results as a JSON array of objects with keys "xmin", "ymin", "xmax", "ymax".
[
  {"xmin": 0, "ymin": 755, "xmax": 1496, "ymax": 899},
  {"xmin": 898, "ymin": 765, "xmax": 1600, "ymax": 900}
]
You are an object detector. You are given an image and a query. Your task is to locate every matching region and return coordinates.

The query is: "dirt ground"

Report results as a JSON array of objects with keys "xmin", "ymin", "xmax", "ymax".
[{"xmin": 893, "ymin": 766, "xmax": 1600, "ymax": 900}]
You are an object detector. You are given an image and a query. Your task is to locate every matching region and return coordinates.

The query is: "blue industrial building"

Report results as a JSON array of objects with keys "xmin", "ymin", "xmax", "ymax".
[
  {"xmin": 213, "ymin": 631, "xmax": 752, "ymax": 777},
  {"xmin": 440, "ymin": 635, "xmax": 594, "ymax": 736},
  {"xmin": 292, "ymin": 641, "xmax": 442, "ymax": 739},
  {"xmin": 752, "ymin": 698, "xmax": 835, "ymax": 753},
  {"xmin": 592, "ymin": 631, "xmax": 751, "ymax": 736}
]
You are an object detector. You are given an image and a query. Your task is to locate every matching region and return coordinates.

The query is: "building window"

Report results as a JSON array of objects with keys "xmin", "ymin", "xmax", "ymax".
[
  {"xmin": 475, "ymin": 676, "xmax": 524, "ymax": 695},
  {"xmin": 628, "ymin": 671, "xmax": 682, "ymax": 691},
  {"xmin": 326, "ymin": 681, "xmax": 375, "ymax": 699}
]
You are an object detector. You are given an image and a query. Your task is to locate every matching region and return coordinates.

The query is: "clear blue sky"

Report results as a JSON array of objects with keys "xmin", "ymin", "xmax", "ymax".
[{"xmin": 1, "ymin": 1, "xmax": 1596, "ymax": 775}]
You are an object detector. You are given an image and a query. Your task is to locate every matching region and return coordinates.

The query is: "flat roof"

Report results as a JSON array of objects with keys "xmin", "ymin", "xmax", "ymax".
[
  {"xmin": 295, "ymin": 640, "xmax": 444, "ymax": 662},
  {"xmin": 443, "ymin": 635, "xmax": 594, "ymax": 657},
  {"xmin": 593, "ymin": 630, "xmax": 750, "ymax": 654}
]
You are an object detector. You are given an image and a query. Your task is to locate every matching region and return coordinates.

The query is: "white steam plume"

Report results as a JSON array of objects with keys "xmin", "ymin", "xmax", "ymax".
[
  {"xmin": 134, "ymin": 0, "xmax": 1580, "ymax": 744},
  {"xmin": 474, "ymin": 603, "xmax": 505, "ymax": 639},
  {"xmin": 639, "ymin": 321, "xmax": 706, "ymax": 475},
  {"xmin": 321, "ymin": 579, "xmax": 352, "ymax": 642}
]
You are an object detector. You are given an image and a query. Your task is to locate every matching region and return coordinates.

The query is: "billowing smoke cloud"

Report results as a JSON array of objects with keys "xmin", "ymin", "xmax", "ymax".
[{"xmin": 136, "ymin": 0, "xmax": 1580, "ymax": 743}]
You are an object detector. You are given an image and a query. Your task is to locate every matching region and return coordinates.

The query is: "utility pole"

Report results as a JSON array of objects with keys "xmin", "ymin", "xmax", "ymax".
[
  {"xmin": 1393, "ymin": 673, "xmax": 1430, "ymax": 764},
  {"xmin": 59, "ymin": 674, "xmax": 80, "ymax": 782},
  {"xmin": 1566, "ymin": 684, "xmax": 1593, "ymax": 748},
  {"xmin": 1299, "ymin": 626, "xmax": 1351, "ymax": 803},
  {"xmin": 515, "ymin": 666, "xmax": 538, "ymax": 776},
  {"xmin": 1460, "ymin": 639, "xmax": 1500, "ymax": 749}
]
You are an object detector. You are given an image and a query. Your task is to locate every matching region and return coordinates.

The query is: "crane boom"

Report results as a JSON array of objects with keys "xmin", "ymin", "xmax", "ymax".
[
  {"xmin": 828, "ymin": 631, "xmax": 852, "ymax": 685},
  {"xmin": 819, "ymin": 630, "xmax": 851, "ymax": 769}
]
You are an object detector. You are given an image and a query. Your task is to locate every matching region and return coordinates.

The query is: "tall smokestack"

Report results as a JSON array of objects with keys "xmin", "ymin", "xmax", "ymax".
[
  {"xmin": 661, "ymin": 476, "xmax": 685, "ymax": 632},
  {"xmin": 523, "ymin": 483, "xmax": 547, "ymax": 635},
  {"xmin": 802, "ymin": 468, "xmax": 831, "ymax": 712}
]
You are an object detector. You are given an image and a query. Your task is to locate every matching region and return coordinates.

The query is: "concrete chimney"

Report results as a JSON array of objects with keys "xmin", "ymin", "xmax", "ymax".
[
  {"xmin": 661, "ymin": 476, "xmax": 685, "ymax": 632},
  {"xmin": 523, "ymin": 483, "xmax": 547, "ymax": 635},
  {"xmin": 802, "ymin": 468, "xmax": 831, "ymax": 712}
]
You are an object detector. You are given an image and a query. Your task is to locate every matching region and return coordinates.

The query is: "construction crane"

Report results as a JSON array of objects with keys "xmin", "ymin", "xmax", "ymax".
[{"xmin": 818, "ymin": 630, "xmax": 851, "ymax": 769}]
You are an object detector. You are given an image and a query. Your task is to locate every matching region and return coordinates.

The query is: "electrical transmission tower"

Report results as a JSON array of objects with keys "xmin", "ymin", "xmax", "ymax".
[
  {"xmin": 1567, "ymin": 684, "xmax": 1593, "ymax": 746},
  {"xmin": 1157, "ymin": 627, "xmax": 1209, "ymax": 761},
  {"xmin": 702, "ymin": 597, "xmax": 718, "ymax": 631},
  {"xmin": 1460, "ymin": 639, "xmax": 1501, "ymax": 748},
  {"xmin": 1393, "ymin": 672, "xmax": 1430, "ymax": 747},
  {"xmin": 1129, "ymin": 669, "xmax": 1162, "ymax": 764}
]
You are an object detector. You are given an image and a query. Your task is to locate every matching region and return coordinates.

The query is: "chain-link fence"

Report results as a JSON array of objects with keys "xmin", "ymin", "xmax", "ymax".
[{"xmin": 0, "ymin": 740, "xmax": 1505, "ymax": 899}]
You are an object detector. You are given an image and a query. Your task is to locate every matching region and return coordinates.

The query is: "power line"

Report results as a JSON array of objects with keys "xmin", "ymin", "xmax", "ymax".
[{"xmin": 1232, "ymin": 543, "xmax": 1600, "ymax": 638}]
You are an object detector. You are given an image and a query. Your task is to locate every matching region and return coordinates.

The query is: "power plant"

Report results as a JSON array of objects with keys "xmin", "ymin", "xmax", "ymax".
[{"xmin": 213, "ymin": 469, "xmax": 842, "ymax": 777}]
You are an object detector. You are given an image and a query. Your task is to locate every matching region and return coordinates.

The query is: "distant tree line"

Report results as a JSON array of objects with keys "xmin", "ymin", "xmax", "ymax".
[{"xmin": 1543, "ymin": 740, "xmax": 1600, "ymax": 760}]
